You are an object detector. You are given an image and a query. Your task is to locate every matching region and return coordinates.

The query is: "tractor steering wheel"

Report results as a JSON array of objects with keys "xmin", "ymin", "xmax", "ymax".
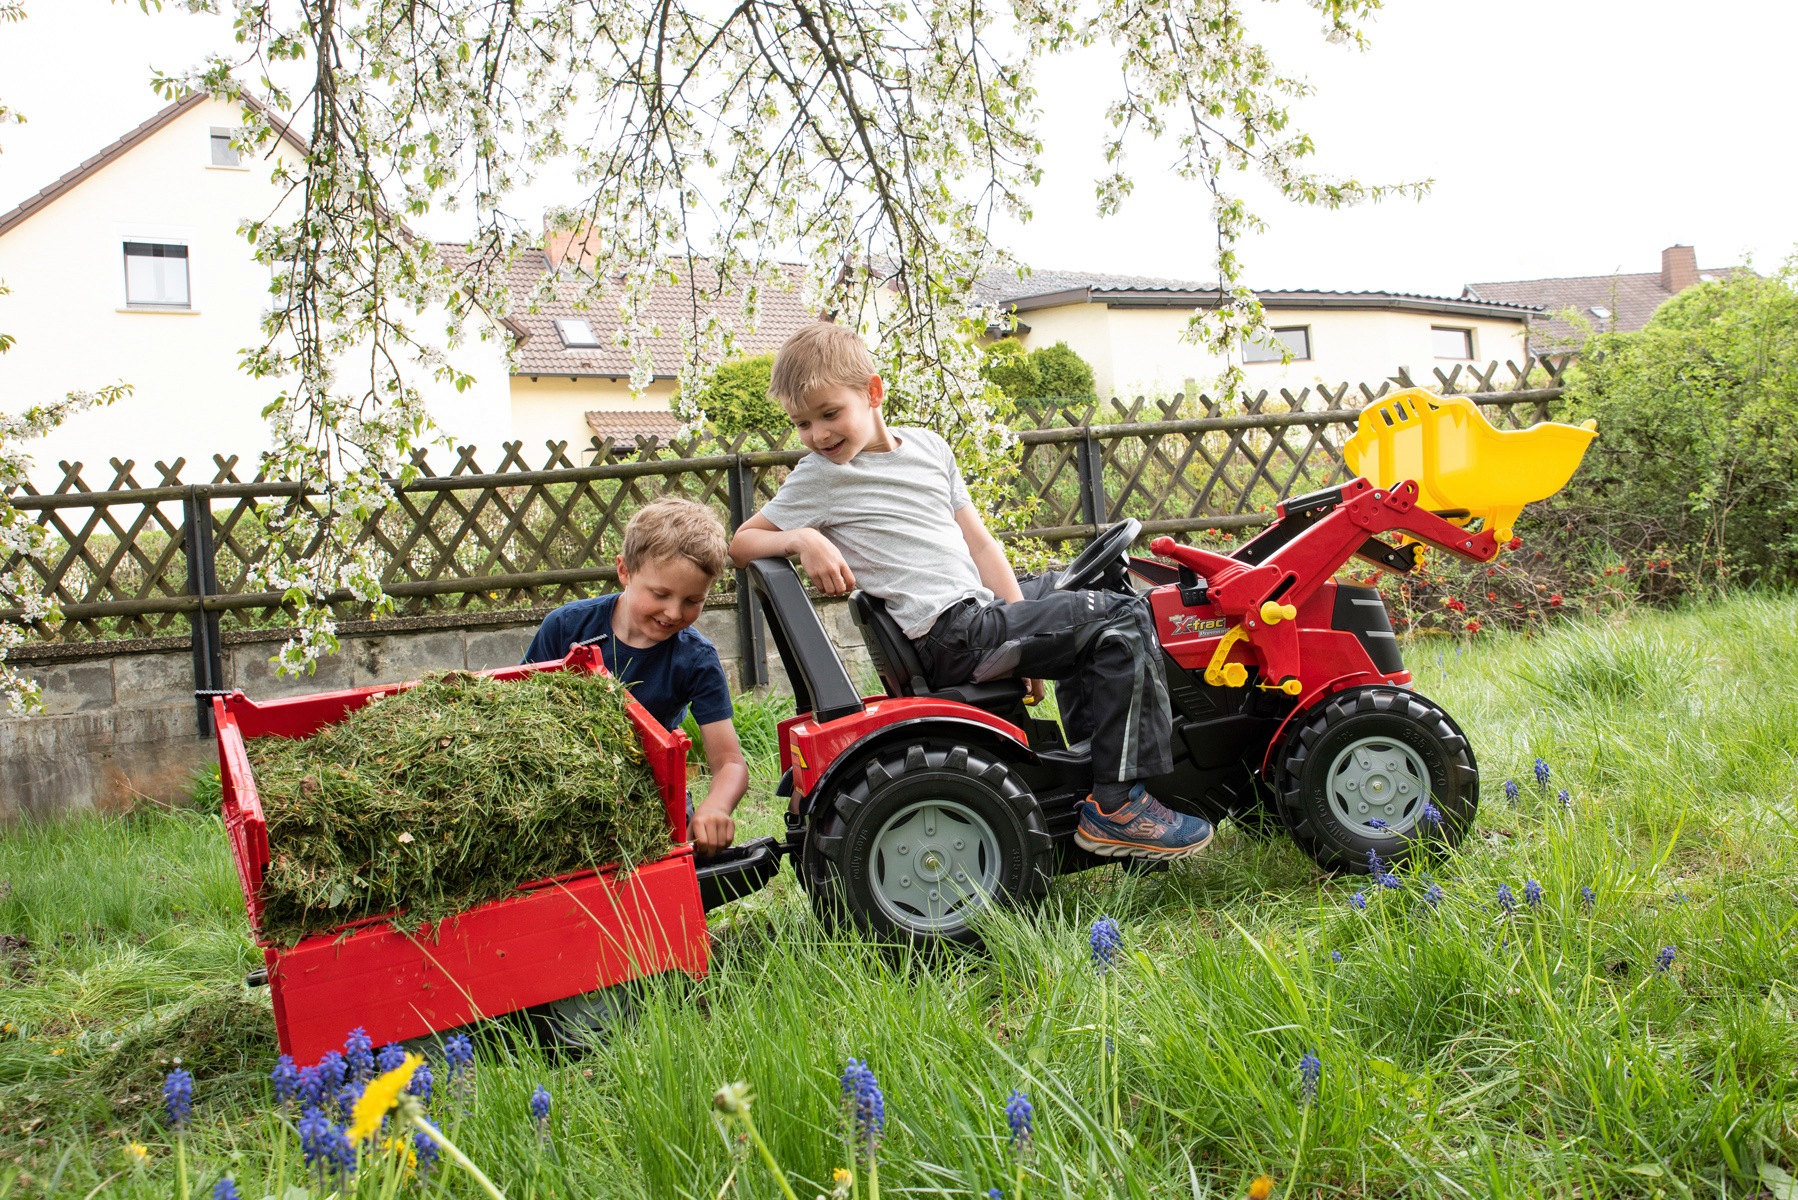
[{"xmin": 1055, "ymin": 518, "xmax": 1142, "ymax": 592}]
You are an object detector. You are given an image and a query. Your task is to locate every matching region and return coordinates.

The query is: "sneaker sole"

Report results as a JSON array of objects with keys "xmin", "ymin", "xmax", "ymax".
[{"xmin": 1074, "ymin": 826, "xmax": 1215, "ymax": 860}]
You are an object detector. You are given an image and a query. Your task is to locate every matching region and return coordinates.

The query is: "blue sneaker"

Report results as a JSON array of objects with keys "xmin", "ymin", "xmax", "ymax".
[{"xmin": 1075, "ymin": 784, "xmax": 1215, "ymax": 860}]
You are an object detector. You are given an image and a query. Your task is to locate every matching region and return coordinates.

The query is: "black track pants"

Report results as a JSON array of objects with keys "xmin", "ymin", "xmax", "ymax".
[{"xmin": 915, "ymin": 573, "xmax": 1173, "ymax": 785}]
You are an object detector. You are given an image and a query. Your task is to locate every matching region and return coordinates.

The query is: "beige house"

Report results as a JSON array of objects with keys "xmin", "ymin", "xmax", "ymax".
[
  {"xmin": 0, "ymin": 96, "xmax": 815, "ymax": 486},
  {"xmin": 975, "ymin": 270, "xmax": 1538, "ymax": 399},
  {"xmin": 446, "ymin": 237, "xmax": 814, "ymax": 460},
  {"xmin": 0, "ymin": 94, "xmax": 514, "ymax": 487}
]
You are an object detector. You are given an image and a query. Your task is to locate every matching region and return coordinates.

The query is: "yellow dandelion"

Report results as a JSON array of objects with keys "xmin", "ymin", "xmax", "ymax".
[
  {"xmin": 833, "ymin": 1168, "xmax": 852, "ymax": 1185},
  {"xmin": 123, "ymin": 1141, "xmax": 150, "ymax": 1166},
  {"xmin": 1248, "ymin": 1175, "xmax": 1275, "ymax": 1200},
  {"xmin": 381, "ymin": 1133, "xmax": 420, "ymax": 1174},
  {"xmin": 347, "ymin": 1052, "xmax": 423, "ymax": 1143}
]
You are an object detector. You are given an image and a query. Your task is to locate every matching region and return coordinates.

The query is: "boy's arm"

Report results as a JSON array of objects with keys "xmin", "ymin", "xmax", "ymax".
[
  {"xmin": 954, "ymin": 505, "xmax": 1024, "ymax": 603},
  {"xmin": 729, "ymin": 512, "xmax": 858, "ymax": 596},
  {"xmin": 690, "ymin": 719, "xmax": 749, "ymax": 856}
]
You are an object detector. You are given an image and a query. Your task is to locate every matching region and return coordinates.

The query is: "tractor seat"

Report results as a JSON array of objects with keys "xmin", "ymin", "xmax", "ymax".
[{"xmin": 848, "ymin": 591, "xmax": 1027, "ymax": 712}]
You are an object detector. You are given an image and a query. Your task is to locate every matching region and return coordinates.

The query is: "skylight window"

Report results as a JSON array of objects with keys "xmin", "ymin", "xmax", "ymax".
[
  {"xmin": 555, "ymin": 318, "xmax": 602, "ymax": 348},
  {"xmin": 1589, "ymin": 306, "xmax": 1613, "ymax": 320}
]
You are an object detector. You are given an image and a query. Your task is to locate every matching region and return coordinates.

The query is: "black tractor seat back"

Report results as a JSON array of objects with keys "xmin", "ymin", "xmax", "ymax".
[{"xmin": 847, "ymin": 591, "xmax": 1028, "ymax": 712}]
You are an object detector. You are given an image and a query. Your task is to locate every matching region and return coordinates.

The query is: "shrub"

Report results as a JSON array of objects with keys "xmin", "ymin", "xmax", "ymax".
[
  {"xmin": 1558, "ymin": 256, "xmax": 1798, "ymax": 593},
  {"xmin": 692, "ymin": 354, "xmax": 783, "ymax": 437},
  {"xmin": 980, "ymin": 338, "xmax": 1096, "ymax": 403}
]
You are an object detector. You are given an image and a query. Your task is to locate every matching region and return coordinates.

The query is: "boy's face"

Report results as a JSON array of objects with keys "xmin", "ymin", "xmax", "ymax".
[
  {"xmin": 787, "ymin": 376, "xmax": 890, "ymax": 463},
  {"xmin": 612, "ymin": 553, "xmax": 713, "ymax": 645}
]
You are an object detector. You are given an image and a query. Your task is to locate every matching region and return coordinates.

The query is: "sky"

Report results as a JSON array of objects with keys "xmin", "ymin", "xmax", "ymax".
[{"xmin": 1, "ymin": 0, "xmax": 1793, "ymax": 298}]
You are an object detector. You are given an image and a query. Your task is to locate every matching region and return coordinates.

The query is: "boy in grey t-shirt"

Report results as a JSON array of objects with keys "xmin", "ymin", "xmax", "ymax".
[{"xmin": 729, "ymin": 321, "xmax": 1213, "ymax": 861}]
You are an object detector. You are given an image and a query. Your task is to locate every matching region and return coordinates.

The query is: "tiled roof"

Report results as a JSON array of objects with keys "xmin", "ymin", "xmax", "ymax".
[
  {"xmin": 440, "ymin": 245, "xmax": 819, "ymax": 378},
  {"xmin": 973, "ymin": 269, "xmax": 1535, "ymax": 321},
  {"xmin": 1464, "ymin": 267, "xmax": 1748, "ymax": 351},
  {"xmin": 585, "ymin": 409, "xmax": 686, "ymax": 443},
  {"xmin": 0, "ymin": 93, "xmax": 309, "ymax": 239}
]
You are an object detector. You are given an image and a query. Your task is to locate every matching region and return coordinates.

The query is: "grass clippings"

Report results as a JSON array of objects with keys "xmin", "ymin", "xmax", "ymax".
[{"xmin": 245, "ymin": 669, "xmax": 669, "ymax": 946}]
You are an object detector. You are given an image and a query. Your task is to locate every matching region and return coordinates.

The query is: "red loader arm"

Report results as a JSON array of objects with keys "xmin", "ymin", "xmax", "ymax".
[{"xmin": 1150, "ymin": 477, "xmax": 1497, "ymax": 695}]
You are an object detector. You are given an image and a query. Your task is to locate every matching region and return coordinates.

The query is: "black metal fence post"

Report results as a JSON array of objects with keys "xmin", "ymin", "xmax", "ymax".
[
  {"xmin": 1076, "ymin": 429, "xmax": 1109, "ymax": 529},
  {"xmin": 726, "ymin": 458, "xmax": 769, "ymax": 688},
  {"xmin": 182, "ymin": 485, "xmax": 224, "ymax": 735}
]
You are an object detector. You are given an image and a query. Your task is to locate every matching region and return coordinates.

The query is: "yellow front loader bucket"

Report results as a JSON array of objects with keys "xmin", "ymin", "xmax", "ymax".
[{"xmin": 1341, "ymin": 388, "xmax": 1597, "ymax": 543}]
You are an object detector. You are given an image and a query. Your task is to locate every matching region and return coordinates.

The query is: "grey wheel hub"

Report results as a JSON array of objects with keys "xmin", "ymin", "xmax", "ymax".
[
  {"xmin": 870, "ymin": 798, "xmax": 999, "ymax": 934},
  {"xmin": 1326, "ymin": 735, "xmax": 1431, "ymax": 837}
]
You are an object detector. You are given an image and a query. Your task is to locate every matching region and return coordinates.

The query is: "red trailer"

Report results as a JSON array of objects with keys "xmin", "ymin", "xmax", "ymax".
[{"xmin": 213, "ymin": 644, "xmax": 710, "ymax": 1066}]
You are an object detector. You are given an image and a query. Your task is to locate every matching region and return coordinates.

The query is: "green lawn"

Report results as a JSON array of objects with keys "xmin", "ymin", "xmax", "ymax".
[{"xmin": 3, "ymin": 597, "xmax": 1797, "ymax": 1198}]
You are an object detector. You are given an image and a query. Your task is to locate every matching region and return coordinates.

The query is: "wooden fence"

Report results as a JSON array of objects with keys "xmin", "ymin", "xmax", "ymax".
[{"xmin": 2, "ymin": 357, "xmax": 1572, "ymax": 729}]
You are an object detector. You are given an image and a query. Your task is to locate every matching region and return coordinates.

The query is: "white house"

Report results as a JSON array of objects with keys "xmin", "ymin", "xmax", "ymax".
[
  {"xmin": 974, "ymin": 270, "xmax": 1539, "ymax": 399},
  {"xmin": 0, "ymin": 94, "xmax": 515, "ymax": 488}
]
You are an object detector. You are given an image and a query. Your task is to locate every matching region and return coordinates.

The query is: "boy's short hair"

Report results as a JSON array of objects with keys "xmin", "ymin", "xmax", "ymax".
[
  {"xmin": 769, "ymin": 320, "xmax": 875, "ymax": 410},
  {"xmin": 622, "ymin": 496, "xmax": 729, "ymax": 579}
]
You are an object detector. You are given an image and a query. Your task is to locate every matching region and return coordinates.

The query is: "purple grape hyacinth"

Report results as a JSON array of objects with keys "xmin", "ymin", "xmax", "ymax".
[
  {"xmin": 840, "ymin": 1059, "xmax": 885, "ymax": 1157},
  {"xmin": 1534, "ymin": 757, "xmax": 1551, "ymax": 789},
  {"xmin": 1656, "ymin": 945, "xmax": 1677, "ymax": 972},
  {"xmin": 1297, "ymin": 1052, "xmax": 1321, "ymax": 1102},
  {"xmin": 317, "ymin": 1051, "xmax": 347, "ymax": 1094},
  {"xmin": 1580, "ymin": 885, "xmax": 1597, "ymax": 910},
  {"xmin": 1349, "ymin": 891, "xmax": 1367, "ymax": 911},
  {"xmin": 163, "ymin": 1067, "xmax": 194, "ymax": 1130},
  {"xmin": 443, "ymin": 1034, "xmax": 474, "ymax": 1076},
  {"xmin": 1420, "ymin": 802, "xmax": 1443, "ymax": 829},
  {"xmin": 1089, "ymin": 916, "xmax": 1122, "ymax": 973},
  {"xmin": 213, "ymin": 1178, "xmax": 241, "ymax": 1200},
  {"xmin": 1497, "ymin": 883, "xmax": 1517, "ymax": 914},
  {"xmin": 1524, "ymin": 879, "xmax": 1543, "ymax": 908},
  {"xmin": 1005, "ymin": 1088, "xmax": 1033, "ymax": 1151},
  {"xmin": 530, "ymin": 1085, "xmax": 552, "ymax": 1128},
  {"xmin": 1424, "ymin": 882, "xmax": 1444, "ymax": 909},
  {"xmin": 1503, "ymin": 779, "xmax": 1520, "ymax": 803},
  {"xmin": 414, "ymin": 1128, "xmax": 441, "ymax": 1180},
  {"xmin": 271, "ymin": 1055, "xmax": 300, "ymax": 1108},
  {"xmin": 376, "ymin": 1042, "xmax": 407, "ymax": 1074},
  {"xmin": 407, "ymin": 1060, "xmax": 434, "ymax": 1104},
  {"xmin": 343, "ymin": 1028, "xmax": 375, "ymax": 1083}
]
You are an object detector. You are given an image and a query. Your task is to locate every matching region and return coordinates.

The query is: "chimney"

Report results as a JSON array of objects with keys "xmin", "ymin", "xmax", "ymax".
[
  {"xmin": 544, "ymin": 218, "xmax": 603, "ymax": 271},
  {"xmin": 1661, "ymin": 244, "xmax": 1698, "ymax": 294}
]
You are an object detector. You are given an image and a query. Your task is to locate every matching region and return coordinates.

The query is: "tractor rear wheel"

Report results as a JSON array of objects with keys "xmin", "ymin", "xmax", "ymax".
[
  {"xmin": 1273, "ymin": 686, "xmax": 1477, "ymax": 872},
  {"xmin": 808, "ymin": 742, "xmax": 1055, "ymax": 949}
]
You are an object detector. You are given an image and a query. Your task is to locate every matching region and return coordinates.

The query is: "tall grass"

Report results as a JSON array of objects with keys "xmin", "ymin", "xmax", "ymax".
[{"xmin": 2, "ymin": 597, "xmax": 1796, "ymax": 1197}]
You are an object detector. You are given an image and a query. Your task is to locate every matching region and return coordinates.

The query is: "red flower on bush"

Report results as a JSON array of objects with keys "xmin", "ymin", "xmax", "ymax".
[
  {"xmin": 1487, "ymin": 591, "xmax": 1497, "ymax": 602},
  {"xmin": 1549, "ymin": 593, "xmax": 1564, "ymax": 607},
  {"xmin": 1506, "ymin": 536, "xmax": 1524, "ymax": 551},
  {"xmin": 1464, "ymin": 619, "xmax": 1482, "ymax": 633},
  {"xmin": 1443, "ymin": 597, "xmax": 1467, "ymax": 613}
]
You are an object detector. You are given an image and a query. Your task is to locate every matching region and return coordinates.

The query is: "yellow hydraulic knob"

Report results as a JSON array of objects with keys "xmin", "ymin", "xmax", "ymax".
[
  {"xmin": 1221, "ymin": 662, "xmax": 1248, "ymax": 688},
  {"xmin": 1260, "ymin": 600, "xmax": 1298, "ymax": 625}
]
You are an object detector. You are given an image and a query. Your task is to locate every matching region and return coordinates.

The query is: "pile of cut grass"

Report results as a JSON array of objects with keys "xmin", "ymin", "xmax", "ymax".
[{"xmin": 246, "ymin": 669, "xmax": 668, "ymax": 946}]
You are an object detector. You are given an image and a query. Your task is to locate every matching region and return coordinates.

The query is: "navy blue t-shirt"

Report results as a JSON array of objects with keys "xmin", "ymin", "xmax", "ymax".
[{"xmin": 523, "ymin": 594, "xmax": 733, "ymax": 732}]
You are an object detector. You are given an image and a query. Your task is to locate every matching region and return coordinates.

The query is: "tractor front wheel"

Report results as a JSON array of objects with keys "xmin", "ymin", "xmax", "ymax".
[
  {"xmin": 809, "ymin": 742, "xmax": 1054, "ymax": 949},
  {"xmin": 1273, "ymin": 686, "xmax": 1477, "ymax": 872}
]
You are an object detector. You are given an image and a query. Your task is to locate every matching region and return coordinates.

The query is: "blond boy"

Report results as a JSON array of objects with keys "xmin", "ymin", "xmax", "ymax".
[
  {"xmin": 728, "ymin": 322, "xmax": 1212, "ymax": 860},
  {"xmin": 526, "ymin": 496, "xmax": 748, "ymax": 855}
]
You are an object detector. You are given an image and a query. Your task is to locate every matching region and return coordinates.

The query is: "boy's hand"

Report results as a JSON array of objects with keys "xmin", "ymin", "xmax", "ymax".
[
  {"xmin": 1024, "ymin": 678, "xmax": 1046, "ymax": 705},
  {"xmin": 691, "ymin": 803, "xmax": 736, "ymax": 856},
  {"xmin": 799, "ymin": 529, "xmax": 857, "ymax": 595}
]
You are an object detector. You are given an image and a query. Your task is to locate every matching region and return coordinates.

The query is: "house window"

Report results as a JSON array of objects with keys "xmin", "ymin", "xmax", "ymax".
[
  {"xmin": 555, "ymin": 318, "xmax": 602, "ymax": 348},
  {"xmin": 209, "ymin": 128, "xmax": 241, "ymax": 167},
  {"xmin": 1432, "ymin": 326, "xmax": 1474, "ymax": 360},
  {"xmin": 1243, "ymin": 326, "xmax": 1311, "ymax": 363},
  {"xmin": 123, "ymin": 242, "xmax": 190, "ymax": 308}
]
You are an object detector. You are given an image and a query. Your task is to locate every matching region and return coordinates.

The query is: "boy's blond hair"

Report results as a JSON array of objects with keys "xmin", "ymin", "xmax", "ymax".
[
  {"xmin": 768, "ymin": 320, "xmax": 875, "ymax": 410},
  {"xmin": 622, "ymin": 496, "xmax": 729, "ymax": 579}
]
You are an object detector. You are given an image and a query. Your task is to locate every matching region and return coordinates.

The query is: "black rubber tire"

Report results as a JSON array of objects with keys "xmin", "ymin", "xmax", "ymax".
[
  {"xmin": 807, "ymin": 742, "xmax": 1055, "ymax": 949},
  {"xmin": 1273, "ymin": 686, "xmax": 1477, "ymax": 872}
]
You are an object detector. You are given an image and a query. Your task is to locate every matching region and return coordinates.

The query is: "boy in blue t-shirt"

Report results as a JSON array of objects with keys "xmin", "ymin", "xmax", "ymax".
[{"xmin": 525, "ymin": 497, "xmax": 748, "ymax": 855}]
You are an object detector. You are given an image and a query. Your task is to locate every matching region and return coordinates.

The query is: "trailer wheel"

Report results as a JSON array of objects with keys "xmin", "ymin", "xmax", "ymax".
[
  {"xmin": 1273, "ymin": 686, "xmax": 1477, "ymax": 872},
  {"xmin": 809, "ymin": 742, "xmax": 1054, "ymax": 949}
]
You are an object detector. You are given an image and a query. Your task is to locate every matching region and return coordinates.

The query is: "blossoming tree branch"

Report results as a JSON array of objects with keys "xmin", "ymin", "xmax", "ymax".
[{"xmin": 1, "ymin": 0, "xmax": 1423, "ymax": 690}]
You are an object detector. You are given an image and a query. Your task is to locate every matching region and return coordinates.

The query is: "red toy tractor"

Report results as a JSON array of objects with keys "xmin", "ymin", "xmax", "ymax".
[{"xmin": 721, "ymin": 389, "xmax": 1599, "ymax": 947}]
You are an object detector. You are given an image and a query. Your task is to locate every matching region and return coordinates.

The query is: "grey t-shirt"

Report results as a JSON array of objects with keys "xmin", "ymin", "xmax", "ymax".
[{"xmin": 757, "ymin": 427, "xmax": 993, "ymax": 638}]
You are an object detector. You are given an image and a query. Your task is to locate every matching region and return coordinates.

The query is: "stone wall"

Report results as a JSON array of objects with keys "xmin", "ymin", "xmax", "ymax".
[{"xmin": 1, "ymin": 596, "xmax": 873, "ymax": 822}]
